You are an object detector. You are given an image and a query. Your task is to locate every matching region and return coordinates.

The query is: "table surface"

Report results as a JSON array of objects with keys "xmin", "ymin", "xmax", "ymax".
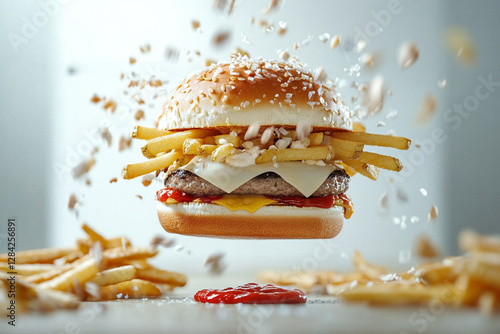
[{"xmin": 3, "ymin": 276, "xmax": 500, "ymax": 334}]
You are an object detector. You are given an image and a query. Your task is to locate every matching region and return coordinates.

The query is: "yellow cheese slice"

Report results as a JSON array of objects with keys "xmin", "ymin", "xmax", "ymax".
[{"xmin": 212, "ymin": 195, "xmax": 277, "ymax": 213}]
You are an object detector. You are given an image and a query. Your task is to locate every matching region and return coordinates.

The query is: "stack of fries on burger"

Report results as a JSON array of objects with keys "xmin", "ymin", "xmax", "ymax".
[{"xmin": 123, "ymin": 55, "xmax": 410, "ymax": 239}]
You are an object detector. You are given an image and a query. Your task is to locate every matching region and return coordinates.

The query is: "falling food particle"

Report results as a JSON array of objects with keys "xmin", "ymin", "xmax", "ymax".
[
  {"xmin": 359, "ymin": 53, "xmax": 377, "ymax": 68},
  {"xmin": 191, "ymin": 20, "xmax": 200, "ymax": 30},
  {"xmin": 262, "ymin": 0, "xmax": 279, "ymax": 14},
  {"xmin": 294, "ymin": 42, "xmax": 299, "ymax": 50},
  {"xmin": 330, "ymin": 34, "xmax": 340, "ymax": 50},
  {"xmin": 212, "ymin": 31, "xmax": 231, "ymax": 47},
  {"xmin": 396, "ymin": 187, "xmax": 408, "ymax": 202},
  {"xmin": 444, "ymin": 26, "xmax": 477, "ymax": 66},
  {"xmin": 377, "ymin": 121, "xmax": 385, "ymax": 127},
  {"xmin": 203, "ymin": 58, "xmax": 216, "ymax": 67},
  {"xmin": 232, "ymin": 47, "xmax": 249, "ymax": 58},
  {"xmin": 139, "ymin": 44, "xmax": 151, "ymax": 54},
  {"xmin": 85, "ymin": 179, "xmax": 91, "ymax": 186},
  {"xmin": 134, "ymin": 110, "xmax": 145, "ymax": 121},
  {"xmin": 379, "ymin": 191, "xmax": 388, "ymax": 211},
  {"xmin": 164, "ymin": 46, "xmax": 179, "ymax": 62},
  {"xmin": 174, "ymin": 245, "xmax": 184, "ymax": 252},
  {"xmin": 363, "ymin": 75, "xmax": 384, "ymax": 114},
  {"xmin": 318, "ymin": 33, "xmax": 330, "ymax": 43},
  {"xmin": 118, "ymin": 136, "xmax": 132, "ymax": 152},
  {"xmin": 129, "ymin": 57, "xmax": 136, "ymax": 65},
  {"xmin": 314, "ymin": 67, "xmax": 327, "ymax": 82},
  {"xmin": 398, "ymin": 42, "xmax": 419, "ymax": 69},
  {"xmin": 357, "ymin": 40, "xmax": 366, "ymax": 53},
  {"xmin": 103, "ymin": 99, "xmax": 117, "ymax": 113},
  {"xmin": 141, "ymin": 174, "xmax": 154, "ymax": 187},
  {"xmin": 90, "ymin": 94, "xmax": 101, "ymax": 104},
  {"xmin": 420, "ymin": 188, "xmax": 428, "ymax": 196},
  {"xmin": 73, "ymin": 157, "xmax": 96, "ymax": 179},
  {"xmin": 109, "ymin": 178, "xmax": 118, "ymax": 184},
  {"xmin": 204, "ymin": 252, "xmax": 227, "ymax": 275},
  {"xmin": 278, "ymin": 27, "xmax": 287, "ymax": 35},
  {"xmin": 278, "ymin": 49, "xmax": 290, "ymax": 61},
  {"xmin": 386, "ymin": 109, "xmax": 398, "ymax": 120},
  {"xmin": 438, "ymin": 79, "xmax": 447, "ymax": 88},
  {"xmin": 414, "ymin": 234, "xmax": 440, "ymax": 258},
  {"xmin": 227, "ymin": 0, "xmax": 235, "ymax": 15},
  {"xmin": 68, "ymin": 194, "xmax": 78, "ymax": 209},
  {"xmin": 428, "ymin": 204, "xmax": 438, "ymax": 223},
  {"xmin": 150, "ymin": 235, "xmax": 176, "ymax": 249},
  {"xmin": 136, "ymin": 195, "xmax": 143, "ymax": 200},
  {"xmin": 415, "ymin": 93, "xmax": 437, "ymax": 125},
  {"xmin": 100, "ymin": 127, "xmax": 112, "ymax": 147}
]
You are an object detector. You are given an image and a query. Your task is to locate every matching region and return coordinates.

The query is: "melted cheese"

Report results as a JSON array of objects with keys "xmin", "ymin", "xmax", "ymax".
[
  {"xmin": 212, "ymin": 195, "xmax": 277, "ymax": 213},
  {"xmin": 181, "ymin": 158, "xmax": 340, "ymax": 197}
]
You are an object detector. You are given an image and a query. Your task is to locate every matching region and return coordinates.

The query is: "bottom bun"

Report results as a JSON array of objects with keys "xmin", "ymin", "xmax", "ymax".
[{"xmin": 156, "ymin": 201, "xmax": 344, "ymax": 239}]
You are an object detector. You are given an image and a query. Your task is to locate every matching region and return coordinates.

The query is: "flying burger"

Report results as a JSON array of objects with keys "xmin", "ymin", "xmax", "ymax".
[{"xmin": 123, "ymin": 56, "xmax": 410, "ymax": 239}]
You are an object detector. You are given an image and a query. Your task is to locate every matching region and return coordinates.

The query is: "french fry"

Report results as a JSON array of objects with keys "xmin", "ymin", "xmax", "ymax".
[
  {"xmin": 104, "ymin": 236, "xmax": 132, "ymax": 250},
  {"xmin": 25, "ymin": 266, "xmax": 72, "ymax": 284},
  {"xmin": 0, "ymin": 263, "xmax": 58, "ymax": 276},
  {"xmin": 82, "ymin": 223, "xmax": 107, "ymax": 245},
  {"xmin": 183, "ymin": 138, "xmax": 203, "ymax": 155},
  {"xmin": 352, "ymin": 123, "xmax": 366, "ymax": 132},
  {"xmin": 198, "ymin": 144, "xmax": 218, "ymax": 155},
  {"xmin": 340, "ymin": 159, "xmax": 379, "ymax": 180},
  {"xmin": 122, "ymin": 150, "xmax": 183, "ymax": 179},
  {"xmin": 465, "ymin": 252, "xmax": 500, "ymax": 289},
  {"xmin": 338, "ymin": 162, "xmax": 358, "ymax": 177},
  {"xmin": 356, "ymin": 152, "xmax": 403, "ymax": 172},
  {"xmin": 54, "ymin": 251, "xmax": 84, "ymax": 265},
  {"xmin": 92, "ymin": 279, "xmax": 161, "ymax": 301},
  {"xmin": 255, "ymin": 146, "xmax": 330, "ymax": 164},
  {"xmin": 455, "ymin": 274, "xmax": 486, "ymax": 307},
  {"xmin": 459, "ymin": 229, "xmax": 500, "ymax": 254},
  {"xmin": 131, "ymin": 126, "xmax": 172, "ymax": 140},
  {"xmin": 329, "ymin": 138, "xmax": 364, "ymax": 159},
  {"xmin": 331, "ymin": 131, "xmax": 411, "ymax": 150},
  {"xmin": 211, "ymin": 144, "xmax": 235, "ymax": 162},
  {"xmin": 308, "ymin": 132, "xmax": 324, "ymax": 146},
  {"xmin": 136, "ymin": 267, "xmax": 187, "ymax": 287},
  {"xmin": 88, "ymin": 265, "xmax": 137, "ymax": 286},
  {"xmin": 141, "ymin": 129, "xmax": 217, "ymax": 158},
  {"xmin": 76, "ymin": 238, "xmax": 92, "ymax": 254},
  {"xmin": 103, "ymin": 246, "xmax": 158, "ymax": 266},
  {"xmin": 415, "ymin": 257, "xmax": 462, "ymax": 285},
  {"xmin": 352, "ymin": 251, "xmax": 388, "ymax": 280},
  {"xmin": 213, "ymin": 134, "xmax": 241, "ymax": 147},
  {"xmin": 39, "ymin": 257, "xmax": 98, "ymax": 292},
  {"xmin": 339, "ymin": 283, "xmax": 447, "ymax": 305},
  {"xmin": 0, "ymin": 247, "xmax": 75, "ymax": 264}
]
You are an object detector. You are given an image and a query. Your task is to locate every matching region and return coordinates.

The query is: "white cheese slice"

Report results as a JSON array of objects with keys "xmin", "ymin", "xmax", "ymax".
[{"xmin": 181, "ymin": 157, "xmax": 340, "ymax": 197}]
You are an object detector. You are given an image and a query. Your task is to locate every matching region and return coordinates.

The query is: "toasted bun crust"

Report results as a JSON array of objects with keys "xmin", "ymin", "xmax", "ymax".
[
  {"xmin": 157, "ymin": 201, "xmax": 344, "ymax": 239},
  {"xmin": 157, "ymin": 57, "xmax": 352, "ymax": 131}
]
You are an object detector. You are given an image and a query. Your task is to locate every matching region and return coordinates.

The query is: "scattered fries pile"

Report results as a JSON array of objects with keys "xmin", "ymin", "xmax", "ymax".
[
  {"xmin": 0, "ymin": 224, "xmax": 186, "ymax": 312},
  {"xmin": 259, "ymin": 230, "xmax": 500, "ymax": 313},
  {"xmin": 123, "ymin": 124, "xmax": 410, "ymax": 180}
]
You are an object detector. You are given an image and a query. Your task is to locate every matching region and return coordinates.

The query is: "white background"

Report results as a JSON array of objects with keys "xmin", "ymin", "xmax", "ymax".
[{"xmin": 1, "ymin": 0, "xmax": 499, "ymax": 277}]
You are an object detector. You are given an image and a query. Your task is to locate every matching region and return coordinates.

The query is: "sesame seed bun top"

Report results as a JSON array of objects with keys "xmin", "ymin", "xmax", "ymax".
[{"xmin": 157, "ymin": 56, "xmax": 352, "ymax": 131}]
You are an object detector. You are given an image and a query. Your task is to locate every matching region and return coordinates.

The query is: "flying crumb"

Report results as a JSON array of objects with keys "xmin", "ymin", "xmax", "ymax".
[
  {"xmin": 141, "ymin": 174, "xmax": 154, "ymax": 187},
  {"xmin": 262, "ymin": 0, "xmax": 279, "ymax": 14},
  {"xmin": 414, "ymin": 234, "xmax": 440, "ymax": 258},
  {"xmin": 129, "ymin": 57, "xmax": 136, "ymax": 65},
  {"xmin": 109, "ymin": 178, "xmax": 118, "ymax": 183},
  {"xmin": 212, "ymin": 31, "xmax": 231, "ymax": 47},
  {"xmin": 85, "ymin": 179, "xmax": 91, "ymax": 186},
  {"xmin": 191, "ymin": 20, "xmax": 200, "ymax": 30},
  {"xmin": 150, "ymin": 235, "xmax": 176, "ymax": 249},
  {"xmin": 204, "ymin": 252, "xmax": 227, "ymax": 275},
  {"xmin": 444, "ymin": 26, "xmax": 477, "ymax": 66},
  {"xmin": 203, "ymin": 58, "xmax": 216, "ymax": 67},
  {"xmin": 379, "ymin": 191, "xmax": 389, "ymax": 211},
  {"xmin": 90, "ymin": 94, "xmax": 101, "ymax": 104},
  {"xmin": 318, "ymin": 33, "xmax": 330, "ymax": 43},
  {"xmin": 118, "ymin": 136, "xmax": 132, "ymax": 152},
  {"xmin": 68, "ymin": 194, "xmax": 78, "ymax": 209},
  {"xmin": 73, "ymin": 157, "xmax": 96, "ymax": 179},
  {"xmin": 438, "ymin": 79, "xmax": 447, "ymax": 88},
  {"xmin": 363, "ymin": 75, "xmax": 384, "ymax": 114},
  {"xmin": 278, "ymin": 49, "xmax": 290, "ymax": 61},
  {"xmin": 398, "ymin": 42, "xmax": 419, "ymax": 69},
  {"xmin": 278, "ymin": 27, "xmax": 287, "ymax": 35},
  {"xmin": 139, "ymin": 44, "xmax": 151, "ymax": 54},
  {"xmin": 330, "ymin": 35, "xmax": 340, "ymax": 50},
  {"xmin": 134, "ymin": 110, "xmax": 145, "ymax": 121},
  {"xmin": 357, "ymin": 40, "xmax": 366, "ymax": 53},
  {"xmin": 420, "ymin": 188, "xmax": 428, "ymax": 196},
  {"xmin": 103, "ymin": 98, "xmax": 117, "ymax": 113},
  {"xmin": 415, "ymin": 94, "xmax": 437, "ymax": 125},
  {"xmin": 232, "ymin": 47, "xmax": 249, "ymax": 58},
  {"xmin": 136, "ymin": 195, "xmax": 143, "ymax": 200},
  {"xmin": 100, "ymin": 127, "xmax": 112, "ymax": 147},
  {"xmin": 428, "ymin": 204, "xmax": 439, "ymax": 223},
  {"xmin": 294, "ymin": 42, "xmax": 299, "ymax": 50}
]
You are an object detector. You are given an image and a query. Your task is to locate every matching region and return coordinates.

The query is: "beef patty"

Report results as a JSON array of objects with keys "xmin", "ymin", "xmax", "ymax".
[{"xmin": 164, "ymin": 169, "xmax": 349, "ymax": 197}]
